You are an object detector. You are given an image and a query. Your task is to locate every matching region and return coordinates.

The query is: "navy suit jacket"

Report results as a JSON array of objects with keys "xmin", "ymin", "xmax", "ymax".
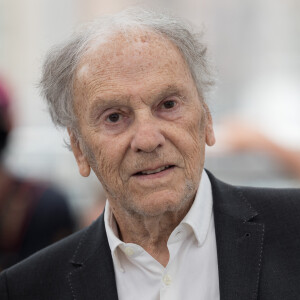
[{"xmin": 0, "ymin": 172, "xmax": 299, "ymax": 299}]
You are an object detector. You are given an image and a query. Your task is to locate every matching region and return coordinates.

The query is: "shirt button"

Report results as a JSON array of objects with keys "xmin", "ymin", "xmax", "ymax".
[
  {"xmin": 163, "ymin": 274, "xmax": 172, "ymax": 286},
  {"xmin": 124, "ymin": 247, "xmax": 134, "ymax": 256}
]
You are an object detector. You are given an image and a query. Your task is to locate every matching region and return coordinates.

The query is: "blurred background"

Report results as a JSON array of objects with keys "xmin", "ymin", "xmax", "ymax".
[{"xmin": 0, "ymin": 0, "xmax": 299, "ymax": 233}]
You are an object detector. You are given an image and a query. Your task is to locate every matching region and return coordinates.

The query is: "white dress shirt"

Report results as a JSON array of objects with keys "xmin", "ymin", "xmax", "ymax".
[{"xmin": 104, "ymin": 170, "xmax": 220, "ymax": 300}]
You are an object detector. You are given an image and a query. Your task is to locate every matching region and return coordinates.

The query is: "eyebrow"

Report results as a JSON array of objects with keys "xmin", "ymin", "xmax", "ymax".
[
  {"xmin": 155, "ymin": 85, "xmax": 187, "ymax": 102},
  {"xmin": 88, "ymin": 97, "xmax": 128, "ymax": 123}
]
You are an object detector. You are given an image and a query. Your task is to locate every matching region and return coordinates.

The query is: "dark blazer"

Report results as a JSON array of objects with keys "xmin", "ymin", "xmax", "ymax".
[{"xmin": 0, "ymin": 172, "xmax": 299, "ymax": 300}]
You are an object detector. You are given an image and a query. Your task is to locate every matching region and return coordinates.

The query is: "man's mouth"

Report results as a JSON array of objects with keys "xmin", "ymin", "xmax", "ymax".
[{"xmin": 134, "ymin": 165, "xmax": 175, "ymax": 176}]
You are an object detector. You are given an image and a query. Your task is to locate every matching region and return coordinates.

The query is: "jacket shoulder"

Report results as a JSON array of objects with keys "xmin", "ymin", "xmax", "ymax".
[
  {"xmin": 236, "ymin": 185, "xmax": 300, "ymax": 223},
  {"xmin": 207, "ymin": 170, "xmax": 300, "ymax": 221},
  {"xmin": 0, "ymin": 216, "xmax": 105, "ymax": 299}
]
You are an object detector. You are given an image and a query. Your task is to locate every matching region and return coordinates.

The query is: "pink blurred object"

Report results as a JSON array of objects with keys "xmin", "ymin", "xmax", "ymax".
[{"xmin": 0, "ymin": 76, "xmax": 11, "ymax": 109}]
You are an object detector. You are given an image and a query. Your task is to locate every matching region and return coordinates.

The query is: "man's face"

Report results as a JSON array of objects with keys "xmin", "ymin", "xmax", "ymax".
[{"xmin": 71, "ymin": 30, "xmax": 215, "ymax": 219}]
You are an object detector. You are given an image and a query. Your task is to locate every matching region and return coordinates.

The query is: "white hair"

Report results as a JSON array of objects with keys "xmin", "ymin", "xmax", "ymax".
[{"xmin": 40, "ymin": 7, "xmax": 215, "ymax": 139}]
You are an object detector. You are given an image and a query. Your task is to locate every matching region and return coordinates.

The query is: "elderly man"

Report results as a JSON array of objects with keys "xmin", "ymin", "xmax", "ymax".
[{"xmin": 0, "ymin": 8, "xmax": 299, "ymax": 300}]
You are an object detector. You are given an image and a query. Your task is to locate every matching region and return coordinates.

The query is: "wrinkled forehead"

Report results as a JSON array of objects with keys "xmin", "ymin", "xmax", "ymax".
[
  {"xmin": 88, "ymin": 27, "xmax": 167, "ymax": 54},
  {"xmin": 75, "ymin": 28, "xmax": 190, "ymax": 81}
]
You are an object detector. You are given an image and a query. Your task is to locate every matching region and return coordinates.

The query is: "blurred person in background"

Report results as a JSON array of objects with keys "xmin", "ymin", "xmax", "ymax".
[
  {"xmin": 216, "ymin": 119, "xmax": 300, "ymax": 178},
  {"xmin": 0, "ymin": 8, "xmax": 299, "ymax": 300},
  {"xmin": 208, "ymin": 77, "xmax": 300, "ymax": 185},
  {"xmin": 0, "ymin": 77, "xmax": 75, "ymax": 271}
]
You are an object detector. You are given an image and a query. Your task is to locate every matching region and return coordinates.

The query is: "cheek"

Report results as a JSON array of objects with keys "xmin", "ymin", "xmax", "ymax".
[
  {"xmin": 87, "ymin": 136, "xmax": 127, "ymax": 189},
  {"xmin": 180, "ymin": 116, "xmax": 206, "ymax": 178}
]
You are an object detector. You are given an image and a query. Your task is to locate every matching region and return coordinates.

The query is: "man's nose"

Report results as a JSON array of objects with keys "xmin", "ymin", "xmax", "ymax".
[{"xmin": 130, "ymin": 116, "xmax": 166, "ymax": 153}]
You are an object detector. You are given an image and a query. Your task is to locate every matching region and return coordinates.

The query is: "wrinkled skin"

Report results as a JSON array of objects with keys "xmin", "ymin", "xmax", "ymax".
[{"xmin": 69, "ymin": 30, "xmax": 215, "ymax": 264}]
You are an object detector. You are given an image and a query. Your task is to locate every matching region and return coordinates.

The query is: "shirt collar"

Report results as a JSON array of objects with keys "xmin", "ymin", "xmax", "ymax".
[
  {"xmin": 104, "ymin": 201, "xmax": 125, "ymax": 271},
  {"xmin": 104, "ymin": 169, "xmax": 213, "ymax": 266},
  {"xmin": 180, "ymin": 170, "xmax": 213, "ymax": 247}
]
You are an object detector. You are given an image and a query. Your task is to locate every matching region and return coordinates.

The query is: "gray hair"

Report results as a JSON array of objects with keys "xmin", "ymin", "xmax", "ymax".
[{"xmin": 40, "ymin": 7, "xmax": 215, "ymax": 138}]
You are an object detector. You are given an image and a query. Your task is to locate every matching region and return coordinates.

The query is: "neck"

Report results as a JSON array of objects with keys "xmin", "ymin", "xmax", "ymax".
[{"xmin": 111, "ymin": 200, "xmax": 194, "ymax": 267}]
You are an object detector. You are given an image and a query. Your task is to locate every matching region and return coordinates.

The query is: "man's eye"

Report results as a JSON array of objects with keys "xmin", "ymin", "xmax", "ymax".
[
  {"xmin": 162, "ymin": 100, "xmax": 176, "ymax": 109},
  {"xmin": 107, "ymin": 113, "xmax": 121, "ymax": 123}
]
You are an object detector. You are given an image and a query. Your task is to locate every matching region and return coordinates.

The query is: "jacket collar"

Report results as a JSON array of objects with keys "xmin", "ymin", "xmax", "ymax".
[{"xmin": 207, "ymin": 170, "xmax": 265, "ymax": 300}]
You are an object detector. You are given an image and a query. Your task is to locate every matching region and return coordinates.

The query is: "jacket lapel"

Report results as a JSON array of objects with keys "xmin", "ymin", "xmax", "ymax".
[
  {"xmin": 67, "ymin": 213, "xmax": 118, "ymax": 300},
  {"xmin": 207, "ymin": 172, "xmax": 265, "ymax": 300}
]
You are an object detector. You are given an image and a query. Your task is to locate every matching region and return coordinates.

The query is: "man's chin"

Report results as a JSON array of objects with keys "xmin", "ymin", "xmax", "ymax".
[{"xmin": 124, "ymin": 190, "xmax": 195, "ymax": 218}]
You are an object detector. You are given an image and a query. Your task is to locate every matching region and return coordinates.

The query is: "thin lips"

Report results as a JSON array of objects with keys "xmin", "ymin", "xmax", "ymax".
[{"xmin": 132, "ymin": 164, "xmax": 175, "ymax": 176}]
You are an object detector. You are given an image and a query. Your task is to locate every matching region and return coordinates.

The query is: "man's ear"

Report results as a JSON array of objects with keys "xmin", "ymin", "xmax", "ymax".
[
  {"xmin": 68, "ymin": 128, "xmax": 91, "ymax": 177},
  {"xmin": 203, "ymin": 104, "xmax": 216, "ymax": 147}
]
